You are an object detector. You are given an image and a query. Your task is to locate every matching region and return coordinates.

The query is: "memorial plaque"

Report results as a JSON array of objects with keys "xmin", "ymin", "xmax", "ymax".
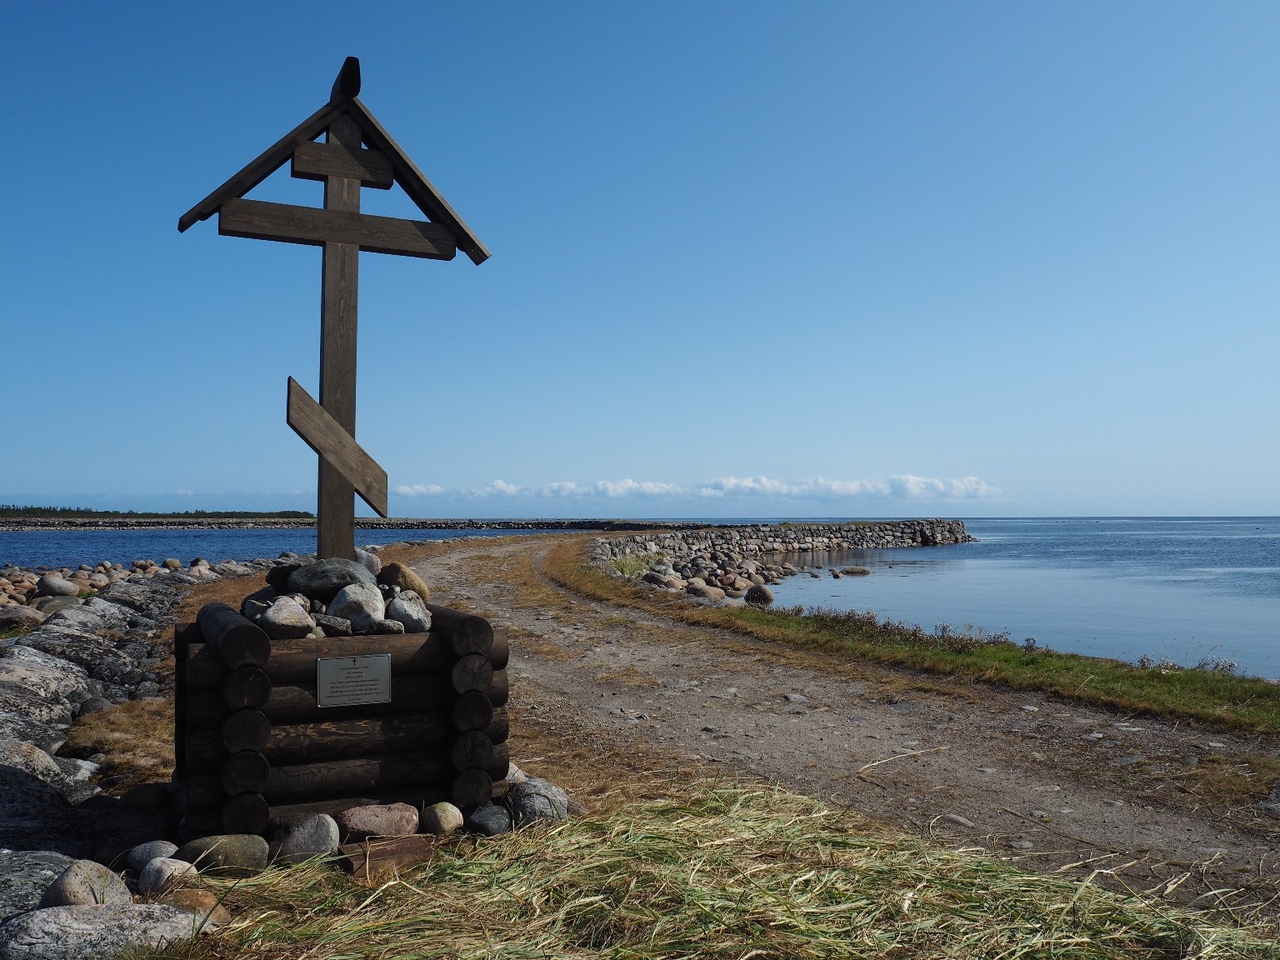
[{"xmin": 317, "ymin": 655, "xmax": 392, "ymax": 708}]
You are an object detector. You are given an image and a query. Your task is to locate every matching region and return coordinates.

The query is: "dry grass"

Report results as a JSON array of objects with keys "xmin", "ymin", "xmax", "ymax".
[
  {"xmin": 62, "ymin": 698, "xmax": 175, "ymax": 790},
  {"xmin": 140, "ymin": 782, "xmax": 1280, "ymax": 960}
]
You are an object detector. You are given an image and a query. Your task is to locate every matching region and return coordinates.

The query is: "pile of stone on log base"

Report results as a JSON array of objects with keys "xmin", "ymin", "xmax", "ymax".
[{"xmin": 172, "ymin": 590, "xmax": 507, "ymax": 841}]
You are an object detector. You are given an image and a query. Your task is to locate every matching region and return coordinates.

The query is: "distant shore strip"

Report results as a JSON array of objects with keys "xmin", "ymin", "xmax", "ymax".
[{"xmin": 0, "ymin": 517, "xmax": 730, "ymax": 533}]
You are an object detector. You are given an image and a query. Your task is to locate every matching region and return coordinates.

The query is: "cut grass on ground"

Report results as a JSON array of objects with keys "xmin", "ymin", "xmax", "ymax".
[
  {"xmin": 544, "ymin": 535, "xmax": 1280, "ymax": 735},
  {"xmin": 138, "ymin": 782, "xmax": 1279, "ymax": 960}
]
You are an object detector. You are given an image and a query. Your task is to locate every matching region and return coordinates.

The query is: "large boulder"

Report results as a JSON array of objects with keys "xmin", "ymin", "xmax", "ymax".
[
  {"xmin": 376, "ymin": 563, "xmax": 431, "ymax": 603},
  {"xmin": 257, "ymin": 596, "xmax": 315, "ymax": 641},
  {"xmin": 0, "ymin": 646, "xmax": 91, "ymax": 704},
  {"xmin": 0, "ymin": 606, "xmax": 45, "ymax": 632},
  {"xmin": 336, "ymin": 803, "xmax": 418, "ymax": 842},
  {"xmin": 327, "ymin": 583, "xmax": 385, "ymax": 634},
  {"xmin": 0, "ymin": 768, "xmax": 84, "ymax": 855},
  {"xmin": 0, "ymin": 852, "xmax": 75, "ymax": 923},
  {"xmin": 0, "ymin": 903, "xmax": 212, "ymax": 959},
  {"xmin": 172, "ymin": 835, "xmax": 268, "ymax": 877},
  {"xmin": 267, "ymin": 813, "xmax": 340, "ymax": 865},
  {"xmin": 37, "ymin": 861, "xmax": 131, "ymax": 908},
  {"xmin": 33, "ymin": 577, "xmax": 78, "ymax": 599},
  {"xmin": 385, "ymin": 591, "xmax": 431, "ymax": 633},
  {"xmin": 507, "ymin": 776, "xmax": 572, "ymax": 826},
  {"xmin": 286, "ymin": 559, "xmax": 377, "ymax": 603}
]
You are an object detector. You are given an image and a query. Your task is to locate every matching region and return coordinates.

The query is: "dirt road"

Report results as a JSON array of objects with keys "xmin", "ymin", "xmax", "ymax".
[{"xmin": 405, "ymin": 533, "xmax": 1280, "ymax": 915}]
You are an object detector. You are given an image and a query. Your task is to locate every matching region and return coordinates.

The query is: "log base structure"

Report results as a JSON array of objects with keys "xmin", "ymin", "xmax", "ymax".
[{"xmin": 173, "ymin": 602, "xmax": 509, "ymax": 840}]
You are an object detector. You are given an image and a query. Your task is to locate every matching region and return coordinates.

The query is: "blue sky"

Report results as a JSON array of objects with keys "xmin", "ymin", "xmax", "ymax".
[{"xmin": 3, "ymin": 2, "xmax": 1277, "ymax": 519}]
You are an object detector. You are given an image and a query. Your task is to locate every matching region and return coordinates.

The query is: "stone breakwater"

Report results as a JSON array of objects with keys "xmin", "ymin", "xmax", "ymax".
[
  {"xmin": 0, "ymin": 517, "xmax": 710, "ymax": 532},
  {"xmin": 590, "ymin": 520, "xmax": 974, "ymax": 604}
]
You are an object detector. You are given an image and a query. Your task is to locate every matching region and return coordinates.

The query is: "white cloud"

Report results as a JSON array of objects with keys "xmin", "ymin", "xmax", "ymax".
[
  {"xmin": 393, "ymin": 473, "xmax": 1001, "ymax": 503},
  {"xmin": 396, "ymin": 483, "xmax": 445, "ymax": 496},
  {"xmin": 472, "ymin": 479, "xmax": 522, "ymax": 497}
]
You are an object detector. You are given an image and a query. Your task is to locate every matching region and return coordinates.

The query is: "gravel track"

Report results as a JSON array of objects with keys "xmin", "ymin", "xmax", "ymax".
[{"xmin": 411, "ymin": 534, "xmax": 1280, "ymax": 917}]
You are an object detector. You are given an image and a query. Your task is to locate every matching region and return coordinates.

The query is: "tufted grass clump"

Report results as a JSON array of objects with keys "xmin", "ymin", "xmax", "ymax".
[
  {"xmin": 610, "ymin": 551, "xmax": 665, "ymax": 579},
  {"xmin": 138, "ymin": 782, "xmax": 1278, "ymax": 959}
]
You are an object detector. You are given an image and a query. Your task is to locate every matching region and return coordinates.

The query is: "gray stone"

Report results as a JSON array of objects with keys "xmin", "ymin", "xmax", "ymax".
[
  {"xmin": 0, "ymin": 852, "xmax": 75, "ymax": 923},
  {"xmin": 125, "ymin": 840, "xmax": 179, "ymax": 874},
  {"xmin": 465, "ymin": 803, "xmax": 512, "ymax": 836},
  {"xmin": 336, "ymin": 802, "xmax": 418, "ymax": 841},
  {"xmin": 287, "ymin": 559, "xmax": 377, "ymax": 603},
  {"xmin": 172, "ymin": 834, "xmax": 269, "ymax": 877},
  {"xmin": 376, "ymin": 562, "xmax": 432, "ymax": 604},
  {"xmin": 327, "ymin": 582, "xmax": 385, "ymax": 634},
  {"xmin": 419, "ymin": 802, "xmax": 464, "ymax": 836},
  {"xmin": 258, "ymin": 596, "xmax": 315, "ymax": 641},
  {"xmin": 38, "ymin": 861, "xmax": 131, "ymax": 908},
  {"xmin": 385, "ymin": 592, "xmax": 431, "ymax": 633},
  {"xmin": 507, "ymin": 776, "xmax": 572, "ymax": 826},
  {"xmin": 687, "ymin": 583, "xmax": 726, "ymax": 602},
  {"xmin": 211, "ymin": 561, "xmax": 256, "ymax": 577},
  {"xmin": 15, "ymin": 634, "xmax": 139, "ymax": 688},
  {"xmin": 0, "ymin": 683, "xmax": 73, "ymax": 728},
  {"xmin": 0, "ymin": 741, "xmax": 70, "ymax": 794},
  {"xmin": 75, "ymin": 697, "xmax": 112, "ymax": 716},
  {"xmin": 0, "ymin": 607, "xmax": 44, "ymax": 632},
  {"xmin": 354, "ymin": 548, "xmax": 382, "ymax": 577},
  {"xmin": 313, "ymin": 614, "xmax": 352, "ymax": 637},
  {"xmin": 29, "ymin": 598, "xmax": 79, "ymax": 616},
  {"xmin": 33, "ymin": 576, "xmax": 78, "ymax": 599},
  {"xmin": 373, "ymin": 619, "xmax": 405, "ymax": 635},
  {"xmin": 0, "ymin": 646, "xmax": 91, "ymax": 702},
  {"xmin": 0, "ymin": 903, "xmax": 209, "ymax": 959},
  {"xmin": 267, "ymin": 813, "xmax": 340, "ymax": 864},
  {"xmin": 136, "ymin": 858, "xmax": 197, "ymax": 897},
  {"xmin": 0, "ymin": 714, "xmax": 63, "ymax": 755},
  {"xmin": 744, "ymin": 584, "xmax": 774, "ymax": 607}
]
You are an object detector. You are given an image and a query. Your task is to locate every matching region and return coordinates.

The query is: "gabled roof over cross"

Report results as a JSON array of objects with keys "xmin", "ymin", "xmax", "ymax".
[
  {"xmin": 178, "ymin": 57, "xmax": 489, "ymax": 265},
  {"xmin": 179, "ymin": 57, "xmax": 488, "ymax": 560}
]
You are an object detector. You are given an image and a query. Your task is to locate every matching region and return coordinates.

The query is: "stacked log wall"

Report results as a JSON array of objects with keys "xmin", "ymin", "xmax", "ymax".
[{"xmin": 174, "ymin": 602, "xmax": 508, "ymax": 839}]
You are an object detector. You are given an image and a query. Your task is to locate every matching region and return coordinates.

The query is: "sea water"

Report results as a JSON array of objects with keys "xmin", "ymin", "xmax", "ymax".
[
  {"xmin": 0, "ymin": 527, "xmax": 565, "ymax": 573},
  {"xmin": 765, "ymin": 517, "xmax": 1280, "ymax": 679},
  {"xmin": 6, "ymin": 517, "xmax": 1278, "ymax": 679}
]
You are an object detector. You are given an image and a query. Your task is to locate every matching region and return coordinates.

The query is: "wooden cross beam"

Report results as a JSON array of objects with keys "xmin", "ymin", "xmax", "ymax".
[{"xmin": 179, "ymin": 57, "xmax": 487, "ymax": 560}]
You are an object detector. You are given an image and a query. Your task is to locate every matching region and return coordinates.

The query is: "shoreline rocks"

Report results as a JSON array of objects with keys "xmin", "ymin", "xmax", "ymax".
[{"xmin": 590, "ymin": 520, "xmax": 973, "ymax": 605}]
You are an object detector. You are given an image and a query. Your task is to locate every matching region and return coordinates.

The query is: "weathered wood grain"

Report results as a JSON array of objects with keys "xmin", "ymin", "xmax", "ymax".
[
  {"xmin": 218, "ymin": 198, "xmax": 457, "ymax": 259},
  {"xmin": 264, "ymin": 632, "xmax": 454, "ymax": 685},
  {"xmin": 197, "ymin": 603, "xmax": 271, "ymax": 669},
  {"xmin": 221, "ymin": 793, "xmax": 271, "ymax": 836},
  {"xmin": 221, "ymin": 666, "xmax": 272, "ymax": 711},
  {"xmin": 287, "ymin": 376, "xmax": 388, "ymax": 517},
  {"xmin": 292, "ymin": 141, "xmax": 394, "ymax": 188},
  {"xmin": 266, "ymin": 751, "xmax": 453, "ymax": 804},
  {"xmin": 424, "ymin": 605, "xmax": 493, "ymax": 656}
]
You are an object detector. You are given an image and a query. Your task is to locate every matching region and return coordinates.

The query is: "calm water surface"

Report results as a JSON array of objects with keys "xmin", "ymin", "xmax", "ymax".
[
  {"xmin": 0, "ymin": 527, "xmax": 563, "ymax": 573},
  {"xmin": 766, "ymin": 518, "xmax": 1280, "ymax": 679}
]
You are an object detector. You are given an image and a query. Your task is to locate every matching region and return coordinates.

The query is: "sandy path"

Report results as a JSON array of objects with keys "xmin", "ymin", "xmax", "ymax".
[{"xmin": 409, "ymin": 534, "xmax": 1280, "ymax": 914}]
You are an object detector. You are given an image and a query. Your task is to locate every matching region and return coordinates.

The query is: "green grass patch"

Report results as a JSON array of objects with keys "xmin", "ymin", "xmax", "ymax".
[
  {"xmin": 545, "ymin": 538, "xmax": 1280, "ymax": 734},
  {"xmin": 610, "ymin": 551, "xmax": 665, "ymax": 579},
  {"xmin": 141, "ymin": 783, "xmax": 1279, "ymax": 959}
]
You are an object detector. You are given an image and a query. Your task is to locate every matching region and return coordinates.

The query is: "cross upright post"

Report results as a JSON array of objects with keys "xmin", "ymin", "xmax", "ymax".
[
  {"xmin": 318, "ymin": 113, "xmax": 363, "ymax": 560},
  {"xmin": 179, "ymin": 58, "xmax": 489, "ymax": 560}
]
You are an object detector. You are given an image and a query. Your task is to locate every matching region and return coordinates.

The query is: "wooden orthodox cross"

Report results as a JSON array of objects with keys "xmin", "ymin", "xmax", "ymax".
[{"xmin": 179, "ymin": 58, "xmax": 488, "ymax": 559}]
